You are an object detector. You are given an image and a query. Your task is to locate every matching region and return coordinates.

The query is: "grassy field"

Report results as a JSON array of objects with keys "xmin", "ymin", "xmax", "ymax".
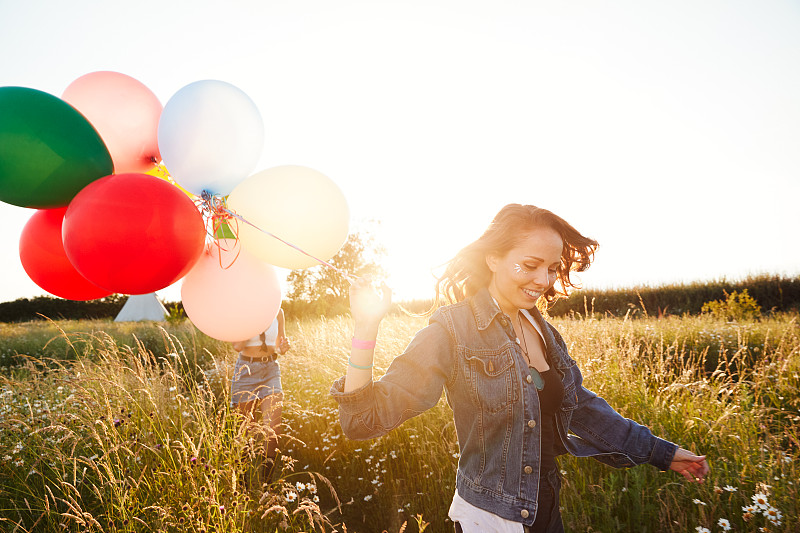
[{"xmin": 0, "ymin": 311, "xmax": 797, "ymax": 532}]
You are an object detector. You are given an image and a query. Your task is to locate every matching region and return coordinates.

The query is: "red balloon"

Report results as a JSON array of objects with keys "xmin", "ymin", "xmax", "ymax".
[
  {"xmin": 63, "ymin": 173, "xmax": 206, "ymax": 294},
  {"xmin": 19, "ymin": 207, "xmax": 113, "ymax": 300}
]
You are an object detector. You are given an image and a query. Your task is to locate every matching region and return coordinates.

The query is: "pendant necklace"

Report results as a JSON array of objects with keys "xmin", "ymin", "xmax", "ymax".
[{"xmin": 518, "ymin": 313, "xmax": 545, "ymax": 391}]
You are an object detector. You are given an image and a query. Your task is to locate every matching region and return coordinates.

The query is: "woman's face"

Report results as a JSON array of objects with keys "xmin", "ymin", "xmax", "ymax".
[{"xmin": 487, "ymin": 227, "xmax": 563, "ymax": 315}]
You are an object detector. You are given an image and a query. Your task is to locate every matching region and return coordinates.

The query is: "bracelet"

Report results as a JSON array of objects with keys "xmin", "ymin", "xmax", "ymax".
[
  {"xmin": 351, "ymin": 337, "xmax": 377, "ymax": 350},
  {"xmin": 348, "ymin": 356, "xmax": 373, "ymax": 370}
]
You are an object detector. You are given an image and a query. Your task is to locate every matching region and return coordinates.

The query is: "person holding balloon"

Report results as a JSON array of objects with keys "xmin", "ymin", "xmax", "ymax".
[
  {"xmin": 231, "ymin": 308, "xmax": 291, "ymax": 485},
  {"xmin": 330, "ymin": 204, "xmax": 709, "ymax": 532}
]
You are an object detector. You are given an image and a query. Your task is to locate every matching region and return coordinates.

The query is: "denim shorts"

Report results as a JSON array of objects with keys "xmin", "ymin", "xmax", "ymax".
[{"xmin": 230, "ymin": 357, "xmax": 283, "ymax": 405}]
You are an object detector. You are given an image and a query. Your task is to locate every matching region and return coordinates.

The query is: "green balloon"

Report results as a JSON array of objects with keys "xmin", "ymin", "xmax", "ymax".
[
  {"xmin": 214, "ymin": 220, "xmax": 237, "ymax": 239},
  {"xmin": 0, "ymin": 86, "xmax": 114, "ymax": 208}
]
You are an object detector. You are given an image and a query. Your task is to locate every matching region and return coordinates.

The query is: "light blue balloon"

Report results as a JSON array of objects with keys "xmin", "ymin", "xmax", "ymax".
[{"xmin": 157, "ymin": 80, "xmax": 264, "ymax": 197}]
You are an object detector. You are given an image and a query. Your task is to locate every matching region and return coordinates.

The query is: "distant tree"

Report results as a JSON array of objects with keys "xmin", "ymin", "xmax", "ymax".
[{"xmin": 285, "ymin": 230, "xmax": 385, "ymax": 315}]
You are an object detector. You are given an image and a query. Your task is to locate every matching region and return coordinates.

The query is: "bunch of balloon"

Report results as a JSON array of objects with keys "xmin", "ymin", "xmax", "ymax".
[
  {"xmin": 2, "ymin": 72, "xmax": 207, "ymax": 301},
  {"xmin": 201, "ymin": 165, "xmax": 351, "ymax": 342},
  {"xmin": 161, "ymin": 81, "xmax": 352, "ymax": 342},
  {"xmin": 157, "ymin": 80, "xmax": 283, "ymax": 341}
]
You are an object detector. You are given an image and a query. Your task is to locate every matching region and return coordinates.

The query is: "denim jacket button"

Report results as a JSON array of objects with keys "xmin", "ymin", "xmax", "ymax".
[
  {"xmin": 524, "ymin": 465, "xmax": 533, "ymax": 474},
  {"xmin": 526, "ymin": 374, "xmax": 533, "ymax": 384},
  {"xmin": 527, "ymin": 419, "xmax": 536, "ymax": 428},
  {"xmin": 520, "ymin": 509, "xmax": 529, "ymax": 519},
  {"xmin": 500, "ymin": 316, "xmax": 509, "ymax": 327}
]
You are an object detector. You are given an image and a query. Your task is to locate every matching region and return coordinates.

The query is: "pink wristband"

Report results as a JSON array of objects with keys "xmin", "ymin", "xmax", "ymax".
[{"xmin": 351, "ymin": 337, "xmax": 377, "ymax": 350}]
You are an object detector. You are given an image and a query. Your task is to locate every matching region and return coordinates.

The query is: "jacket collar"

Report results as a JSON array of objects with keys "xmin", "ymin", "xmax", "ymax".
[
  {"xmin": 527, "ymin": 305, "xmax": 570, "ymax": 369},
  {"xmin": 470, "ymin": 288, "xmax": 556, "ymax": 345},
  {"xmin": 470, "ymin": 287, "xmax": 504, "ymax": 330}
]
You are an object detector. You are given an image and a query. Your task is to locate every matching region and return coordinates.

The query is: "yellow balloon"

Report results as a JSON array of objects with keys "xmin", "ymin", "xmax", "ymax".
[
  {"xmin": 144, "ymin": 162, "xmax": 168, "ymax": 179},
  {"xmin": 145, "ymin": 163, "xmax": 196, "ymax": 199},
  {"xmin": 227, "ymin": 165, "xmax": 349, "ymax": 269}
]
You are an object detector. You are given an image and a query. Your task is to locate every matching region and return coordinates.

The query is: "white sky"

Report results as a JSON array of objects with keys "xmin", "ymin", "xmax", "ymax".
[{"xmin": 1, "ymin": 0, "xmax": 799, "ymax": 303}]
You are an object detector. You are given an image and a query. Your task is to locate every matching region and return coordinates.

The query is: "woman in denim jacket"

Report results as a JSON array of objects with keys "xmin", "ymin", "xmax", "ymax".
[{"xmin": 330, "ymin": 204, "xmax": 709, "ymax": 532}]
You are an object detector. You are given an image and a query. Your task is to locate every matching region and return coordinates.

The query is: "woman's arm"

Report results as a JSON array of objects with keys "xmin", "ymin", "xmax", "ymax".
[
  {"xmin": 331, "ymin": 319, "xmax": 454, "ymax": 440},
  {"xmin": 330, "ymin": 278, "xmax": 454, "ymax": 440},
  {"xmin": 566, "ymin": 363, "xmax": 708, "ymax": 480},
  {"xmin": 277, "ymin": 309, "xmax": 285, "ymax": 337},
  {"xmin": 344, "ymin": 278, "xmax": 392, "ymax": 392},
  {"xmin": 275, "ymin": 309, "xmax": 290, "ymax": 354}
]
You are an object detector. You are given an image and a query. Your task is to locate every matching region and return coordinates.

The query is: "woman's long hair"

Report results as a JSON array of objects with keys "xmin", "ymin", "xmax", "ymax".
[{"xmin": 433, "ymin": 204, "xmax": 599, "ymax": 309}]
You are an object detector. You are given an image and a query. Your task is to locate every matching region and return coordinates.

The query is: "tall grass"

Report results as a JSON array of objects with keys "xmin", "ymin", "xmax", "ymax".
[
  {"xmin": 0, "ymin": 312, "xmax": 797, "ymax": 532},
  {"xmin": 0, "ymin": 322, "xmax": 338, "ymax": 532}
]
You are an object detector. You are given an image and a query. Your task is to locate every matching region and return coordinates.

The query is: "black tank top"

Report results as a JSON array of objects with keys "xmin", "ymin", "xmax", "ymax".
[{"xmin": 536, "ymin": 367, "xmax": 564, "ymax": 472}]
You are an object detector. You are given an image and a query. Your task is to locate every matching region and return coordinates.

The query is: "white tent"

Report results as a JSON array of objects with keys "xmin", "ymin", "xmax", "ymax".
[{"xmin": 114, "ymin": 293, "xmax": 168, "ymax": 322}]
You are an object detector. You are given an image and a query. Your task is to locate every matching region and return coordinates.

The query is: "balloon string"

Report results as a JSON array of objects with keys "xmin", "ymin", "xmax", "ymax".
[
  {"xmin": 211, "ymin": 216, "xmax": 242, "ymax": 270},
  {"xmin": 195, "ymin": 191, "xmax": 241, "ymax": 270},
  {"xmin": 196, "ymin": 191, "xmax": 355, "ymax": 283},
  {"xmin": 221, "ymin": 207, "xmax": 357, "ymax": 283}
]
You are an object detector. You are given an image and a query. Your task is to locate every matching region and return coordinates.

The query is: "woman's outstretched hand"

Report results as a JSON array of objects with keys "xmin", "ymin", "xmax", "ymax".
[
  {"xmin": 349, "ymin": 277, "xmax": 392, "ymax": 327},
  {"xmin": 669, "ymin": 447, "xmax": 710, "ymax": 483}
]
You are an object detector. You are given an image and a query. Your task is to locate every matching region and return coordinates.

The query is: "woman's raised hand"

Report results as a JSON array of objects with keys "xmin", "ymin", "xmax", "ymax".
[{"xmin": 349, "ymin": 277, "xmax": 392, "ymax": 327}]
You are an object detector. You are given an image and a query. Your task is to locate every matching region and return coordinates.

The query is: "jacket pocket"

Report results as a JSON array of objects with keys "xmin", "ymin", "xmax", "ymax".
[{"xmin": 461, "ymin": 347, "xmax": 517, "ymax": 413}]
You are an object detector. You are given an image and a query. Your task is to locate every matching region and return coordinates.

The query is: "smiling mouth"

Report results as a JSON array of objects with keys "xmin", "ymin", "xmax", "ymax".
[{"xmin": 522, "ymin": 288, "xmax": 541, "ymax": 299}]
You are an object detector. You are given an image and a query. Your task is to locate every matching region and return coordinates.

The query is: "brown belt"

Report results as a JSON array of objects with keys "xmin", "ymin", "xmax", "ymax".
[
  {"xmin": 239, "ymin": 350, "xmax": 278, "ymax": 363},
  {"xmin": 239, "ymin": 354, "xmax": 277, "ymax": 363}
]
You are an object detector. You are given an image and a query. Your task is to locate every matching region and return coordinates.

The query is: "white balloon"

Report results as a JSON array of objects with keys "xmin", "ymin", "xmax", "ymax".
[
  {"xmin": 227, "ymin": 165, "xmax": 350, "ymax": 269},
  {"xmin": 158, "ymin": 80, "xmax": 264, "ymax": 196}
]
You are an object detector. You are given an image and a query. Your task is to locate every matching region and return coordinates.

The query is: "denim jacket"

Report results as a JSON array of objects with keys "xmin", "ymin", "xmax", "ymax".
[{"xmin": 330, "ymin": 288, "xmax": 677, "ymax": 526}]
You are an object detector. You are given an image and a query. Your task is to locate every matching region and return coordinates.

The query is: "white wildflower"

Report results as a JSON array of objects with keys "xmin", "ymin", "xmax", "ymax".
[
  {"xmin": 751, "ymin": 493, "xmax": 769, "ymax": 510},
  {"xmin": 763, "ymin": 506, "xmax": 782, "ymax": 525}
]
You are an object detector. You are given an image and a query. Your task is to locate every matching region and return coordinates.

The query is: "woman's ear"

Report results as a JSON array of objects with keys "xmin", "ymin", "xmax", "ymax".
[{"xmin": 486, "ymin": 253, "xmax": 499, "ymax": 273}]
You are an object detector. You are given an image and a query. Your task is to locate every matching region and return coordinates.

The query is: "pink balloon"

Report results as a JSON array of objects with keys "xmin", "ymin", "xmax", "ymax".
[
  {"xmin": 62, "ymin": 71, "xmax": 162, "ymax": 173},
  {"xmin": 181, "ymin": 239, "xmax": 282, "ymax": 342}
]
